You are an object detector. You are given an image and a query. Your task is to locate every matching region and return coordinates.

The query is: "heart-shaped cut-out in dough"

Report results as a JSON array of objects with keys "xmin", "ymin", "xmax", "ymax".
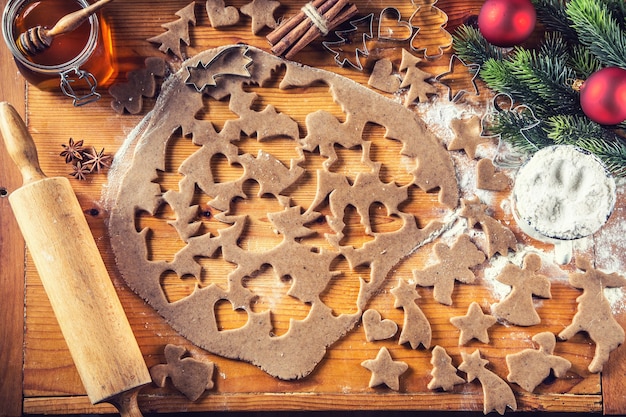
[
  {"xmin": 368, "ymin": 59, "xmax": 401, "ymax": 93},
  {"xmin": 206, "ymin": 0, "xmax": 240, "ymax": 28},
  {"xmin": 363, "ymin": 309, "xmax": 398, "ymax": 342},
  {"xmin": 108, "ymin": 45, "xmax": 458, "ymax": 381},
  {"xmin": 378, "ymin": 7, "xmax": 413, "ymax": 41}
]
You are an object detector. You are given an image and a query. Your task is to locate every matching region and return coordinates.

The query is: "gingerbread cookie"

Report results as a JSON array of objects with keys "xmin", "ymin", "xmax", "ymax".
[
  {"xmin": 450, "ymin": 302, "xmax": 497, "ymax": 345},
  {"xmin": 476, "ymin": 158, "xmax": 509, "ymax": 191},
  {"xmin": 368, "ymin": 58, "xmax": 401, "ymax": 94},
  {"xmin": 391, "ymin": 278, "xmax": 432, "ymax": 349},
  {"xmin": 448, "ymin": 115, "xmax": 488, "ymax": 159},
  {"xmin": 361, "ymin": 347, "xmax": 409, "ymax": 391},
  {"xmin": 206, "ymin": 0, "xmax": 240, "ymax": 27},
  {"xmin": 362, "ymin": 309, "xmax": 397, "ymax": 342},
  {"xmin": 459, "ymin": 350, "xmax": 517, "ymax": 415},
  {"xmin": 491, "ymin": 253, "xmax": 551, "ymax": 326},
  {"xmin": 147, "ymin": 2, "xmax": 196, "ymax": 59},
  {"xmin": 109, "ymin": 57, "xmax": 168, "ymax": 114},
  {"xmin": 413, "ymin": 234, "xmax": 485, "ymax": 305},
  {"xmin": 240, "ymin": 0, "xmax": 280, "ymax": 34},
  {"xmin": 558, "ymin": 257, "xmax": 626, "ymax": 373},
  {"xmin": 427, "ymin": 345, "xmax": 465, "ymax": 391},
  {"xmin": 506, "ymin": 332, "xmax": 571, "ymax": 392}
]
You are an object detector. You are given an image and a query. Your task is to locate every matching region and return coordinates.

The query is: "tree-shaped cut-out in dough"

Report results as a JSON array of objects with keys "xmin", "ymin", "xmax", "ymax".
[
  {"xmin": 391, "ymin": 278, "xmax": 432, "ymax": 349},
  {"xmin": 459, "ymin": 350, "xmax": 517, "ymax": 415},
  {"xmin": 492, "ymin": 253, "xmax": 551, "ymax": 326},
  {"xmin": 558, "ymin": 257, "xmax": 626, "ymax": 373},
  {"xmin": 460, "ymin": 197, "xmax": 517, "ymax": 258},
  {"xmin": 506, "ymin": 332, "xmax": 571, "ymax": 392},
  {"xmin": 398, "ymin": 49, "xmax": 436, "ymax": 107},
  {"xmin": 413, "ymin": 234, "xmax": 485, "ymax": 305},
  {"xmin": 108, "ymin": 45, "xmax": 458, "ymax": 380},
  {"xmin": 427, "ymin": 345, "xmax": 465, "ymax": 391}
]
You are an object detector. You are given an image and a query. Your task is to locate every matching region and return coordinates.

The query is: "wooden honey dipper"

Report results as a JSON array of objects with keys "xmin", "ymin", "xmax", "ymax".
[{"xmin": 17, "ymin": 0, "xmax": 113, "ymax": 56}]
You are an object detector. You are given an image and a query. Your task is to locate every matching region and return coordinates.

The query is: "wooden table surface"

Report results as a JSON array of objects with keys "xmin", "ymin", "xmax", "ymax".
[{"xmin": 1, "ymin": 0, "xmax": 626, "ymax": 415}]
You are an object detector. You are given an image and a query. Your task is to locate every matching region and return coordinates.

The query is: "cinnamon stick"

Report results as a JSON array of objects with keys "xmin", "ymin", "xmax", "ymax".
[
  {"xmin": 266, "ymin": 0, "xmax": 328, "ymax": 46},
  {"xmin": 271, "ymin": 0, "xmax": 340, "ymax": 56},
  {"xmin": 284, "ymin": 2, "xmax": 357, "ymax": 60}
]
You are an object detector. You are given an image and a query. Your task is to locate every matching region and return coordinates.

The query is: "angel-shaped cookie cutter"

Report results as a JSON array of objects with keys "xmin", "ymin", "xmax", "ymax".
[{"xmin": 480, "ymin": 92, "xmax": 541, "ymax": 168}]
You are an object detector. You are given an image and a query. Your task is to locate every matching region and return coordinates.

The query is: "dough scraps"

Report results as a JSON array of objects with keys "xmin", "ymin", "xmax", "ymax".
[
  {"xmin": 150, "ymin": 344, "xmax": 215, "ymax": 401},
  {"xmin": 391, "ymin": 278, "xmax": 432, "ymax": 349},
  {"xmin": 558, "ymin": 257, "xmax": 626, "ymax": 373},
  {"xmin": 450, "ymin": 301, "xmax": 497, "ymax": 345},
  {"xmin": 362, "ymin": 309, "xmax": 398, "ymax": 342},
  {"xmin": 108, "ymin": 45, "xmax": 458, "ymax": 380},
  {"xmin": 506, "ymin": 332, "xmax": 571, "ymax": 392},
  {"xmin": 459, "ymin": 349, "xmax": 517, "ymax": 415},
  {"xmin": 460, "ymin": 196, "xmax": 517, "ymax": 259},
  {"xmin": 361, "ymin": 346, "xmax": 409, "ymax": 391},
  {"xmin": 413, "ymin": 233, "xmax": 485, "ymax": 305},
  {"xmin": 491, "ymin": 253, "xmax": 551, "ymax": 326},
  {"xmin": 427, "ymin": 345, "xmax": 465, "ymax": 391},
  {"xmin": 109, "ymin": 57, "xmax": 168, "ymax": 115}
]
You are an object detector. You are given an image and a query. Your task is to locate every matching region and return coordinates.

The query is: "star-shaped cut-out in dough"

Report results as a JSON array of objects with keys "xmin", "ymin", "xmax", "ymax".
[
  {"xmin": 448, "ymin": 115, "xmax": 489, "ymax": 159},
  {"xmin": 450, "ymin": 301, "xmax": 497, "ymax": 345},
  {"xmin": 434, "ymin": 54, "xmax": 480, "ymax": 102},
  {"xmin": 240, "ymin": 0, "xmax": 280, "ymax": 34},
  {"xmin": 361, "ymin": 347, "xmax": 409, "ymax": 391}
]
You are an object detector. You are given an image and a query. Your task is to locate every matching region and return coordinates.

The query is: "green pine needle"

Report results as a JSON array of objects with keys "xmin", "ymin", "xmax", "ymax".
[{"xmin": 566, "ymin": 0, "xmax": 626, "ymax": 68}]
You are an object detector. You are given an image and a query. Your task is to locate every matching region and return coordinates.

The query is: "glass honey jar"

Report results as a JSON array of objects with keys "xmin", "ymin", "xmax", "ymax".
[{"xmin": 2, "ymin": 0, "xmax": 117, "ymax": 105}]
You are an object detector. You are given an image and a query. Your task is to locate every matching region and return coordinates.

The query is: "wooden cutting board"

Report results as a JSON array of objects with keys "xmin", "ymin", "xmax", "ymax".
[{"xmin": 1, "ymin": 0, "xmax": 625, "ymax": 414}]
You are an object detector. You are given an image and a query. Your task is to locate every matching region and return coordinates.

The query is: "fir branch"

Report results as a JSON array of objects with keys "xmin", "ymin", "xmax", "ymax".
[
  {"xmin": 532, "ymin": 0, "xmax": 579, "ymax": 41},
  {"xmin": 566, "ymin": 0, "xmax": 626, "ymax": 68},
  {"xmin": 569, "ymin": 44, "xmax": 603, "ymax": 77},
  {"xmin": 452, "ymin": 25, "xmax": 506, "ymax": 66},
  {"xmin": 487, "ymin": 110, "xmax": 552, "ymax": 152},
  {"xmin": 546, "ymin": 114, "xmax": 626, "ymax": 176}
]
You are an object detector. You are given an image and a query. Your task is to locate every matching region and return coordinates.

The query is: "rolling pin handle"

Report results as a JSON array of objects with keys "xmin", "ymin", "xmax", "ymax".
[
  {"xmin": 107, "ymin": 387, "xmax": 144, "ymax": 417},
  {"xmin": 0, "ymin": 101, "xmax": 47, "ymax": 185}
]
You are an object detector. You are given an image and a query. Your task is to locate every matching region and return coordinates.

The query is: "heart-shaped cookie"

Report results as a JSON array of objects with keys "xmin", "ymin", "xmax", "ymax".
[
  {"xmin": 206, "ymin": 0, "xmax": 239, "ymax": 28},
  {"xmin": 368, "ymin": 58, "xmax": 401, "ymax": 93},
  {"xmin": 363, "ymin": 309, "xmax": 398, "ymax": 342}
]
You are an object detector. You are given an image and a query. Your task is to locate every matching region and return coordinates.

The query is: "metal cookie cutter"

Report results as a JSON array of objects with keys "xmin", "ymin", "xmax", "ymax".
[{"xmin": 322, "ymin": 13, "xmax": 374, "ymax": 71}]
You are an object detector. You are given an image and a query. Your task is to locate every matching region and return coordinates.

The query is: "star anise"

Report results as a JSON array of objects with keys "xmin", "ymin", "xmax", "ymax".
[
  {"xmin": 84, "ymin": 147, "xmax": 112, "ymax": 173},
  {"xmin": 60, "ymin": 138, "xmax": 85, "ymax": 164},
  {"xmin": 70, "ymin": 161, "xmax": 90, "ymax": 181}
]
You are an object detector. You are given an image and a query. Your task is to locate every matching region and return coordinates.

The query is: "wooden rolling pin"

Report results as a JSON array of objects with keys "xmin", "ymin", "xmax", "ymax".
[{"xmin": 0, "ymin": 102, "xmax": 151, "ymax": 416}]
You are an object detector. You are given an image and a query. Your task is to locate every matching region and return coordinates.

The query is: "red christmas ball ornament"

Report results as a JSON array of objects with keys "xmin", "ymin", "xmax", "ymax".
[
  {"xmin": 478, "ymin": 0, "xmax": 537, "ymax": 47},
  {"xmin": 579, "ymin": 67, "xmax": 626, "ymax": 125}
]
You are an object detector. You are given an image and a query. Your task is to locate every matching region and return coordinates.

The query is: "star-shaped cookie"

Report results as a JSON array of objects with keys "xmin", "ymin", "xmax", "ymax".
[
  {"xmin": 361, "ymin": 347, "xmax": 409, "ymax": 390},
  {"xmin": 450, "ymin": 302, "xmax": 497, "ymax": 345},
  {"xmin": 448, "ymin": 115, "xmax": 489, "ymax": 159},
  {"xmin": 240, "ymin": 0, "xmax": 280, "ymax": 34}
]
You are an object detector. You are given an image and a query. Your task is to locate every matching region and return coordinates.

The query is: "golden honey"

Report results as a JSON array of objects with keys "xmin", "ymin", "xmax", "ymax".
[{"xmin": 2, "ymin": 0, "xmax": 116, "ymax": 105}]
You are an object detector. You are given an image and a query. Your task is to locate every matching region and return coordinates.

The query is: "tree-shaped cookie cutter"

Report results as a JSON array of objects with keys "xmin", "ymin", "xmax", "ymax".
[{"xmin": 322, "ymin": 13, "xmax": 374, "ymax": 70}]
